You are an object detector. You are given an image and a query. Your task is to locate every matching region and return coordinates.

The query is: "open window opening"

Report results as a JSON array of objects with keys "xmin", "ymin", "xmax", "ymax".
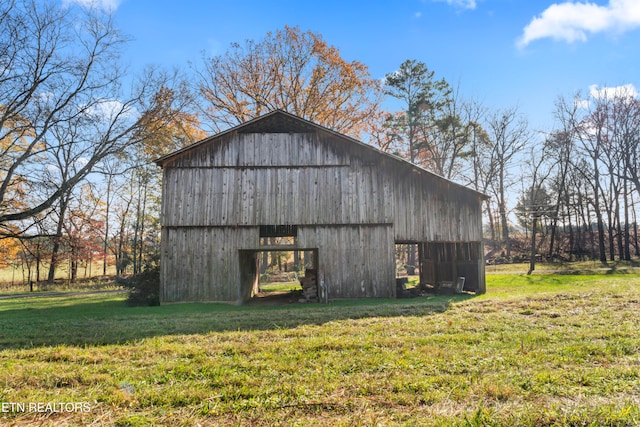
[
  {"xmin": 252, "ymin": 249, "xmax": 318, "ymax": 303},
  {"xmin": 394, "ymin": 242, "xmax": 422, "ymax": 297},
  {"xmin": 259, "ymin": 225, "xmax": 297, "ymax": 246}
]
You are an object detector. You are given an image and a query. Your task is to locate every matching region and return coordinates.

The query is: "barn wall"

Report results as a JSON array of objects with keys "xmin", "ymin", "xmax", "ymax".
[
  {"xmin": 390, "ymin": 169, "xmax": 484, "ymax": 242},
  {"xmin": 159, "ymin": 128, "xmax": 485, "ymax": 302},
  {"xmin": 160, "ymin": 226, "xmax": 258, "ymax": 303},
  {"xmin": 160, "ymin": 224, "xmax": 396, "ymax": 302},
  {"xmin": 161, "ymin": 132, "xmax": 482, "ymax": 241},
  {"xmin": 161, "ymin": 165, "xmax": 392, "ymax": 227},
  {"xmin": 298, "ymin": 224, "xmax": 395, "ymax": 299},
  {"xmin": 166, "ymin": 132, "xmax": 348, "ymax": 168}
]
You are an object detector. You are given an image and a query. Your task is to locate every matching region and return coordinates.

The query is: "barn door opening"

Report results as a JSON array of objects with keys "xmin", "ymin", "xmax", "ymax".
[
  {"xmin": 394, "ymin": 243, "xmax": 420, "ymax": 296},
  {"xmin": 417, "ymin": 242, "xmax": 484, "ymax": 293},
  {"xmin": 249, "ymin": 249, "xmax": 318, "ymax": 303}
]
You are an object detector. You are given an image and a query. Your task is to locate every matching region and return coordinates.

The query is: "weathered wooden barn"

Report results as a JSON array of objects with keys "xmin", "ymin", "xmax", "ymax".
[{"xmin": 155, "ymin": 110, "xmax": 487, "ymax": 304}]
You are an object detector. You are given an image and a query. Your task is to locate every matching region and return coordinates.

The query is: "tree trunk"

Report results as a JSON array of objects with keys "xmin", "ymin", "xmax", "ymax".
[
  {"xmin": 632, "ymin": 191, "xmax": 640, "ymax": 257},
  {"xmin": 583, "ymin": 191, "xmax": 597, "ymax": 260},
  {"xmin": 486, "ymin": 201, "xmax": 496, "ymax": 244},
  {"xmin": 132, "ymin": 177, "xmax": 144, "ymax": 275},
  {"xmin": 566, "ymin": 194, "xmax": 574, "ymax": 261},
  {"xmin": 591, "ymin": 165, "xmax": 607, "ymax": 264},
  {"xmin": 137, "ymin": 181, "xmax": 148, "ymax": 271},
  {"xmin": 70, "ymin": 246, "xmax": 78, "ymax": 283},
  {"xmin": 47, "ymin": 194, "xmax": 70, "ymax": 283},
  {"xmin": 35, "ymin": 241, "xmax": 42, "ymax": 283},
  {"xmin": 527, "ymin": 215, "xmax": 538, "ymax": 275},
  {"xmin": 548, "ymin": 166, "xmax": 568, "ymax": 259},
  {"xmin": 595, "ymin": 208, "xmax": 607, "ymax": 264},
  {"xmin": 406, "ymin": 244, "xmax": 416, "ymax": 275},
  {"xmin": 499, "ymin": 186, "xmax": 511, "ymax": 258},
  {"xmin": 634, "ymin": 220, "xmax": 640, "ymax": 258},
  {"xmin": 117, "ymin": 221, "xmax": 127, "ymax": 276},
  {"xmin": 498, "ymin": 170, "xmax": 511, "ymax": 258},
  {"xmin": 261, "ymin": 250, "xmax": 269, "ymax": 274},
  {"xmin": 103, "ymin": 175, "xmax": 112, "ymax": 276},
  {"xmin": 607, "ymin": 187, "xmax": 616, "ymax": 261},
  {"xmin": 623, "ymin": 182, "xmax": 631, "ymax": 260}
]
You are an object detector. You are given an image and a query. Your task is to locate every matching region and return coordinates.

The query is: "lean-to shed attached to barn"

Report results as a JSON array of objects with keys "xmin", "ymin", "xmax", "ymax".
[{"xmin": 155, "ymin": 110, "xmax": 487, "ymax": 303}]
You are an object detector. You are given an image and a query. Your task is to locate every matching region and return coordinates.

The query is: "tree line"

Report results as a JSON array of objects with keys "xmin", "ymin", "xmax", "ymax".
[
  {"xmin": 1, "ymin": 0, "xmax": 639, "ymax": 286},
  {"xmin": 518, "ymin": 88, "xmax": 640, "ymax": 273}
]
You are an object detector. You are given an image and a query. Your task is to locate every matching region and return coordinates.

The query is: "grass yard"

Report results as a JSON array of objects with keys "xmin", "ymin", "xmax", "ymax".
[{"xmin": 0, "ymin": 273, "xmax": 639, "ymax": 426}]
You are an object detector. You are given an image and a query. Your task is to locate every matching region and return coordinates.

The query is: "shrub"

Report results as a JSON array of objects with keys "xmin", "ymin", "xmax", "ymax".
[{"xmin": 117, "ymin": 266, "xmax": 160, "ymax": 307}]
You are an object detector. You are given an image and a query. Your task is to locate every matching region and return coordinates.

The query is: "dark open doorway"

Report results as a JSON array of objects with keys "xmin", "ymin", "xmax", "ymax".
[
  {"xmin": 239, "ymin": 225, "xmax": 319, "ymax": 304},
  {"xmin": 394, "ymin": 242, "xmax": 421, "ymax": 296},
  {"xmin": 418, "ymin": 242, "xmax": 484, "ymax": 293},
  {"xmin": 240, "ymin": 248, "xmax": 318, "ymax": 304}
]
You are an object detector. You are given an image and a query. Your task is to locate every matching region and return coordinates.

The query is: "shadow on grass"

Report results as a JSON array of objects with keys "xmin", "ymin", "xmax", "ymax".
[{"xmin": 0, "ymin": 292, "xmax": 477, "ymax": 350}]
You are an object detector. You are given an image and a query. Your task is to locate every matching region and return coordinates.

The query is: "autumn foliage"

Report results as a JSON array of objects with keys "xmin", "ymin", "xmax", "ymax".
[{"xmin": 197, "ymin": 26, "xmax": 383, "ymax": 140}]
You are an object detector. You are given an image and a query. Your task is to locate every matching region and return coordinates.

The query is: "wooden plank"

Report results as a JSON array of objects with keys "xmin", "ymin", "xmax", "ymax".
[{"xmin": 159, "ymin": 124, "xmax": 486, "ymax": 302}]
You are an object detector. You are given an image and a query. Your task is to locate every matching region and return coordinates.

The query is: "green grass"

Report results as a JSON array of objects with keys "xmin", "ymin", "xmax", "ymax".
[
  {"xmin": 259, "ymin": 280, "xmax": 302, "ymax": 293},
  {"xmin": 1, "ymin": 273, "xmax": 639, "ymax": 426}
]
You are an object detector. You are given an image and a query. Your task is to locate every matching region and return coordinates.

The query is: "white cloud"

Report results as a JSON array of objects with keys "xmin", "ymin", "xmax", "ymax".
[
  {"xmin": 589, "ymin": 83, "xmax": 639, "ymax": 99},
  {"xmin": 574, "ymin": 98, "xmax": 591, "ymax": 110},
  {"xmin": 575, "ymin": 83, "xmax": 639, "ymax": 109},
  {"xmin": 62, "ymin": 0, "xmax": 123, "ymax": 12},
  {"xmin": 86, "ymin": 99, "xmax": 138, "ymax": 123},
  {"xmin": 432, "ymin": 0, "xmax": 477, "ymax": 10},
  {"xmin": 517, "ymin": 0, "xmax": 640, "ymax": 48}
]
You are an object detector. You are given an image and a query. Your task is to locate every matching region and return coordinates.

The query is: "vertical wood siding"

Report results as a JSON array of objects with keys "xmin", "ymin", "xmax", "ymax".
[
  {"xmin": 160, "ymin": 224, "xmax": 395, "ymax": 302},
  {"xmin": 298, "ymin": 225, "xmax": 395, "ymax": 299},
  {"xmin": 161, "ymin": 165, "xmax": 394, "ymax": 227},
  {"xmin": 159, "ymin": 128, "xmax": 485, "ymax": 302},
  {"xmin": 390, "ymin": 169, "xmax": 484, "ymax": 242},
  {"xmin": 161, "ymin": 132, "xmax": 483, "ymax": 240},
  {"xmin": 167, "ymin": 132, "xmax": 348, "ymax": 168},
  {"xmin": 160, "ymin": 226, "xmax": 258, "ymax": 303}
]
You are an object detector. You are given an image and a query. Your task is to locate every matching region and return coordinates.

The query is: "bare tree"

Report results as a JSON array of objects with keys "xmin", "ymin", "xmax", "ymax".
[
  {"xmin": 519, "ymin": 146, "xmax": 554, "ymax": 274},
  {"xmin": 608, "ymin": 92, "xmax": 640, "ymax": 260},
  {"xmin": 457, "ymin": 99, "xmax": 496, "ymax": 242},
  {"xmin": 545, "ymin": 94, "xmax": 581, "ymax": 260},
  {"xmin": 610, "ymin": 93, "xmax": 640, "ymax": 197},
  {"xmin": 486, "ymin": 107, "xmax": 530, "ymax": 258},
  {"xmin": 550, "ymin": 88, "xmax": 640, "ymax": 263},
  {"xmin": 568, "ymin": 94, "xmax": 610, "ymax": 263},
  {"xmin": 0, "ymin": 0, "xmax": 178, "ymax": 237}
]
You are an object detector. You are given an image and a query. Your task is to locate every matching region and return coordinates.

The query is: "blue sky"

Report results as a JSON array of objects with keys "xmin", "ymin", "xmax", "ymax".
[{"xmin": 75, "ymin": 0, "xmax": 640, "ymax": 138}]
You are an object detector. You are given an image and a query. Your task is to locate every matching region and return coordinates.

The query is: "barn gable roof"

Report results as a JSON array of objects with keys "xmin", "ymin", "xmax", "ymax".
[{"xmin": 154, "ymin": 109, "xmax": 488, "ymax": 200}]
